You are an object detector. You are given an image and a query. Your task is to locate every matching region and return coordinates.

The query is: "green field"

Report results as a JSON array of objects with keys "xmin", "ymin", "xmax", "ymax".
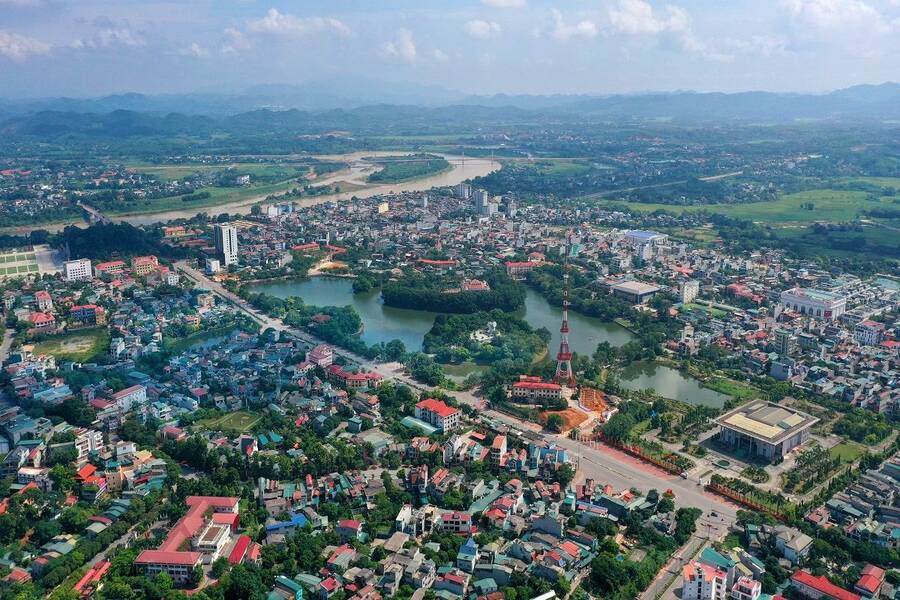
[
  {"xmin": 829, "ymin": 442, "xmax": 864, "ymax": 463},
  {"xmin": 197, "ymin": 410, "xmax": 261, "ymax": 433},
  {"xmin": 601, "ymin": 185, "xmax": 899, "ymax": 225},
  {"xmin": 32, "ymin": 328, "xmax": 110, "ymax": 363},
  {"xmin": 130, "ymin": 162, "xmax": 306, "ymax": 182},
  {"xmin": 682, "ymin": 303, "xmax": 727, "ymax": 317}
]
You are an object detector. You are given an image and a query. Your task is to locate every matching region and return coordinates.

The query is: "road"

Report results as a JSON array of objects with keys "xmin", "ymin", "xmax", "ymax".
[
  {"xmin": 177, "ymin": 260, "xmax": 740, "ymax": 525},
  {"xmin": 640, "ymin": 536, "xmax": 707, "ymax": 600},
  {"xmin": 0, "ymin": 329, "xmax": 15, "ymax": 365}
]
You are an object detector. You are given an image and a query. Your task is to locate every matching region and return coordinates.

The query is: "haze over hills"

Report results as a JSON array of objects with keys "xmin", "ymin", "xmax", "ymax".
[{"xmin": 1, "ymin": 82, "xmax": 900, "ymax": 140}]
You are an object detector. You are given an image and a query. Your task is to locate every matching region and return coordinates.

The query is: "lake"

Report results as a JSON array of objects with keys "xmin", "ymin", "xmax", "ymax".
[
  {"xmin": 246, "ymin": 276, "xmax": 634, "ymax": 355},
  {"xmin": 618, "ymin": 361, "xmax": 730, "ymax": 408}
]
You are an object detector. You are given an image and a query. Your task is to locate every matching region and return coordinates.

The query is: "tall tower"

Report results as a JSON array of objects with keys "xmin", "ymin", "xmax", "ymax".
[{"xmin": 555, "ymin": 235, "xmax": 576, "ymax": 387}]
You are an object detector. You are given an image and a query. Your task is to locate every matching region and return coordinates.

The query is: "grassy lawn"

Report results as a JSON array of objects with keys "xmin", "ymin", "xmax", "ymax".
[
  {"xmin": 198, "ymin": 410, "xmax": 261, "ymax": 433},
  {"xmin": 682, "ymin": 303, "xmax": 727, "ymax": 318},
  {"xmin": 702, "ymin": 377, "xmax": 757, "ymax": 401},
  {"xmin": 32, "ymin": 328, "xmax": 110, "ymax": 362},
  {"xmin": 830, "ymin": 442, "xmax": 864, "ymax": 464}
]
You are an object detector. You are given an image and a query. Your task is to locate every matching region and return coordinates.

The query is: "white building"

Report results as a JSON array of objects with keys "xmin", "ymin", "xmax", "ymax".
[
  {"xmin": 682, "ymin": 561, "xmax": 727, "ymax": 600},
  {"xmin": 854, "ymin": 320, "xmax": 885, "ymax": 346},
  {"xmin": 680, "ymin": 280, "xmax": 700, "ymax": 304},
  {"xmin": 415, "ymin": 398, "xmax": 460, "ymax": 432},
  {"xmin": 731, "ymin": 577, "xmax": 761, "ymax": 600},
  {"xmin": 779, "ymin": 287, "xmax": 846, "ymax": 320},
  {"xmin": 456, "ymin": 183, "xmax": 472, "ymax": 200},
  {"xmin": 214, "ymin": 224, "xmax": 239, "ymax": 266},
  {"xmin": 111, "ymin": 385, "xmax": 147, "ymax": 413},
  {"xmin": 64, "ymin": 258, "xmax": 93, "ymax": 282},
  {"xmin": 74, "ymin": 428, "xmax": 104, "ymax": 461}
]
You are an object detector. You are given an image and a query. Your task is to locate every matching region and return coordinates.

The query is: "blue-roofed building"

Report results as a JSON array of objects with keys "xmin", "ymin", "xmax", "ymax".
[
  {"xmin": 265, "ymin": 512, "xmax": 308, "ymax": 533},
  {"xmin": 456, "ymin": 537, "xmax": 479, "ymax": 573}
]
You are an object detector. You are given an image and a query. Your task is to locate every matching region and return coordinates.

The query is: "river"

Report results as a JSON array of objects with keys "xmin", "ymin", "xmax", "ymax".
[
  {"xmin": 618, "ymin": 361, "xmax": 730, "ymax": 408},
  {"xmin": 119, "ymin": 152, "xmax": 498, "ymax": 226},
  {"xmin": 246, "ymin": 276, "xmax": 633, "ymax": 355}
]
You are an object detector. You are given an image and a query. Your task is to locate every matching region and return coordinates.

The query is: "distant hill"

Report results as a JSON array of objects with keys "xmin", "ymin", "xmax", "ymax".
[{"xmin": 1, "ymin": 83, "xmax": 899, "ymax": 142}]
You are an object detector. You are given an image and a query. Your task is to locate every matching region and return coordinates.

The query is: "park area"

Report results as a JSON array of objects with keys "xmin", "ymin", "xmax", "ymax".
[
  {"xmin": 0, "ymin": 248, "xmax": 39, "ymax": 279},
  {"xmin": 32, "ymin": 328, "xmax": 110, "ymax": 363},
  {"xmin": 197, "ymin": 410, "xmax": 261, "ymax": 433}
]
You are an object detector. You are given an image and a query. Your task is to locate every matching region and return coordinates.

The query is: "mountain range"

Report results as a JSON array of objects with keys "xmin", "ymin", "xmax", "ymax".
[{"xmin": 1, "ymin": 82, "xmax": 899, "ymax": 140}]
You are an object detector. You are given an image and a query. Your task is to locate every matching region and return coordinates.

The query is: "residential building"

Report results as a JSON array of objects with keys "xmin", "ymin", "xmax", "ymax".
[{"xmin": 682, "ymin": 561, "xmax": 727, "ymax": 600}]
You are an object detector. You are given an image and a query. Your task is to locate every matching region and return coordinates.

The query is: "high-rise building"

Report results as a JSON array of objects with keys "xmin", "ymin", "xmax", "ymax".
[
  {"xmin": 473, "ymin": 189, "xmax": 489, "ymax": 213},
  {"xmin": 214, "ymin": 224, "xmax": 239, "ymax": 266},
  {"xmin": 456, "ymin": 183, "xmax": 472, "ymax": 200},
  {"xmin": 64, "ymin": 258, "xmax": 93, "ymax": 282},
  {"xmin": 773, "ymin": 328, "xmax": 796, "ymax": 356},
  {"xmin": 680, "ymin": 280, "xmax": 700, "ymax": 304}
]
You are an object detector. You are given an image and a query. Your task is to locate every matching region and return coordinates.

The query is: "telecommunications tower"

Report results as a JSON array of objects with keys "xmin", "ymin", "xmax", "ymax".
[{"xmin": 554, "ymin": 234, "xmax": 576, "ymax": 387}]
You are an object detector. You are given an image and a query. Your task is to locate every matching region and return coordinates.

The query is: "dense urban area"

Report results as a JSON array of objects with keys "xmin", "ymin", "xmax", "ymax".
[{"xmin": 0, "ymin": 90, "xmax": 897, "ymax": 600}]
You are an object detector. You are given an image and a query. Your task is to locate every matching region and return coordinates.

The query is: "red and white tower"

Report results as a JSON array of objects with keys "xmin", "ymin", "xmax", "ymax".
[{"xmin": 555, "ymin": 236, "xmax": 576, "ymax": 387}]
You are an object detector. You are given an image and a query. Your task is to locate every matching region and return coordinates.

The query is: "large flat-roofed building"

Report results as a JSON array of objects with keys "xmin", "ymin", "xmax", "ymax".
[
  {"xmin": 716, "ymin": 402, "xmax": 818, "ymax": 462},
  {"xmin": 610, "ymin": 280, "xmax": 661, "ymax": 304},
  {"xmin": 624, "ymin": 230, "xmax": 668, "ymax": 246},
  {"xmin": 780, "ymin": 287, "xmax": 846, "ymax": 320}
]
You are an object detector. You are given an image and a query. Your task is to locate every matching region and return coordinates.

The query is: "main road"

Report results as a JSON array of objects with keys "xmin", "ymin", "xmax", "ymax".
[{"xmin": 176, "ymin": 260, "xmax": 739, "ymax": 527}]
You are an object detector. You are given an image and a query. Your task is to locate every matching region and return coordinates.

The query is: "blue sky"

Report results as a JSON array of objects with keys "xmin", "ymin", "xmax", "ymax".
[{"xmin": 1, "ymin": 0, "xmax": 898, "ymax": 98}]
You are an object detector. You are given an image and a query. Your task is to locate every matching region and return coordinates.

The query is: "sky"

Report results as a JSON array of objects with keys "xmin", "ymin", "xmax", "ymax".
[{"xmin": 0, "ymin": 0, "xmax": 899, "ymax": 98}]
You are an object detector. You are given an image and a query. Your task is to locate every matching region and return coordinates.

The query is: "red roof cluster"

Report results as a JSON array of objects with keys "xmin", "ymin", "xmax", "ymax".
[
  {"xmin": 416, "ymin": 398, "xmax": 459, "ymax": 418},
  {"xmin": 792, "ymin": 570, "xmax": 861, "ymax": 600}
]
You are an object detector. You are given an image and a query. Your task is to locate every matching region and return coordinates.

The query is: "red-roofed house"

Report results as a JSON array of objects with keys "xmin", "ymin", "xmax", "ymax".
[
  {"xmin": 94, "ymin": 260, "xmax": 127, "ymax": 276},
  {"xmin": 415, "ymin": 398, "xmax": 460, "ymax": 432},
  {"xmin": 132, "ymin": 255, "xmax": 159, "ymax": 277},
  {"xmin": 791, "ymin": 570, "xmax": 861, "ymax": 600},
  {"xmin": 110, "ymin": 385, "xmax": 146, "ymax": 412},
  {"xmin": 34, "ymin": 290, "xmax": 53, "ymax": 312},
  {"xmin": 438, "ymin": 511, "xmax": 473, "ymax": 534},
  {"xmin": 854, "ymin": 565, "xmax": 885, "ymax": 598},
  {"xmin": 511, "ymin": 376, "xmax": 562, "ymax": 402},
  {"xmin": 326, "ymin": 365, "xmax": 384, "ymax": 391},
  {"xmin": 135, "ymin": 496, "xmax": 240, "ymax": 584},
  {"xmin": 337, "ymin": 519, "xmax": 364, "ymax": 542},
  {"xmin": 28, "ymin": 312, "xmax": 56, "ymax": 331},
  {"xmin": 683, "ymin": 561, "xmax": 727, "ymax": 600}
]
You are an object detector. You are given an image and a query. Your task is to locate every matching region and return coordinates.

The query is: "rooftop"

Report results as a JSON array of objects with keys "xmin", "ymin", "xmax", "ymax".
[{"xmin": 716, "ymin": 401, "xmax": 818, "ymax": 444}]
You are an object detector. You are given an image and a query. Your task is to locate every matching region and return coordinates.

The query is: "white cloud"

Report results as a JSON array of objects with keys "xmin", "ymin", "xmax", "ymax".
[
  {"xmin": 180, "ymin": 42, "xmax": 209, "ymax": 58},
  {"xmin": 549, "ymin": 8, "xmax": 598, "ymax": 41},
  {"xmin": 464, "ymin": 19, "xmax": 502, "ymax": 39},
  {"xmin": 247, "ymin": 8, "xmax": 351, "ymax": 37},
  {"xmin": 71, "ymin": 28, "xmax": 145, "ymax": 50},
  {"xmin": 0, "ymin": 30, "xmax": 49, "ymax": 60},
  {"xmin": 607, "ymin": 0, "xmax": 731, "ymax": 61},
  {"xmin": 432, "ymin": 48, "xmax": 449, "ymax": 62},
  {"xmin": 221, "ymin": 27, "xmax": 251, "ymax": 54},
  {"xmin": 382, "ymin": 28, "xmax": 417, "ymax": 63},
  {"xmin": 481, "ymin": 0, "xmax": 526, "ymax": 7},
  {"xmin": 608, "ymin": 0, "xmax": 688, "ymax": 34},
  {"xmin": 782, "ymin": 0, "xmax": 891, "ymax": 34}
]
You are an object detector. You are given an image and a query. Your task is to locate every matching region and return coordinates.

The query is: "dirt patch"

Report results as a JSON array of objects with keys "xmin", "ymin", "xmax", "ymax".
[
  {"xmin": 541, "ymin": 407, "xmax": 588, "ymax": 431},
  {"xmin": 580, "ymin": 387, "xmax": 608, "ymax": 412}
]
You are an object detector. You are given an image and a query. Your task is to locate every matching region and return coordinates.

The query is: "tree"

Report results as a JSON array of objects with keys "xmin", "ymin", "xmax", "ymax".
[{"xmin": 544, "ymin": 414, "xmax": 565, "ymax": 433}]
